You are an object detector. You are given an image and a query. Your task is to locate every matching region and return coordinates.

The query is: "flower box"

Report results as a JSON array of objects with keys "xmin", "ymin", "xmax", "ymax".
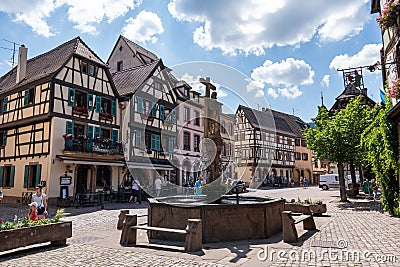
[
  {"xmin": 100, "ymin": 112, "xmax": 114, "ymax": 121},
  {"xmin": 0, "ymin": 221, "xmax": 72, "ymax": 252},
  {"xmin": 376, "ymin": 1, "xmax": 400, "ymax": 30},
  {"xmin": 284, "ymin": 203, "xmax": 327, "ymax": 216}
]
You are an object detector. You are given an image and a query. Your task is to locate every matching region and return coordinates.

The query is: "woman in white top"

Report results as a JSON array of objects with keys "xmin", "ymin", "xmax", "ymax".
[{"xmin": 31, "ymin": 184, "xmax": 48, "ymax": 220}]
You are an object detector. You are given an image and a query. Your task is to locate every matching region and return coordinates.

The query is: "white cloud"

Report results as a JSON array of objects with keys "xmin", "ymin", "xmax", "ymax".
[
  {"xmin": 178, "ymin": 73, "xmax": 228, "ymax": 98},
  {"xmin": 0, "ymin": 0, "xmax": 58, "ymax": 37},
  {"xmin": 278, "ymin": 86, "xmax": 303, "ymax": 99},
  {"xmin": 267, "ymin": 88, "xmax": 279, "ymax": 98},
  {"xmin": 321, "ymin": 75, "xmax": 330, "ymax": 87},
  {"xmin": 255, "ymin": 89, "xmax": 265, "ymax": 98},
  {"xmin": 168, "ymin": 0, "xmax": 370, "ymax": 55},
  {"xmin": 329, "ymin": 44, "xmax": 381, "ymax": 70},
  {"xmin": 251, "ymin": 58, "xmax": 315, "ymax": 87},
  {"xmin": 0, "ymin": 0, "xmax": 141, "ymax": 36},
  {"xmin": 122, "ymin": 11, "xmax": 164, "ymax": 44}
]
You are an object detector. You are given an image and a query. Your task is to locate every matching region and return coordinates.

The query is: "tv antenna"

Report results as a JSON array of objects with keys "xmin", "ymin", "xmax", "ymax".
[{"xmin": 1, "ymin": 39, "xmax": 22, "ymax": 69}]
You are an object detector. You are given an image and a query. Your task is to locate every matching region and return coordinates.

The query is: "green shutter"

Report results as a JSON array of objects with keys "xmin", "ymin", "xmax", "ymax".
[
  {"xmin": 24, "ymin": 165, "xmax": 29, "ymax": 188},
  {"xmin": 0, "ymin": 166, "xmax": 3, "ymax": 187},
  {"xmin": 151, "ymin": 102, "xmax": 157, "ymax": 117},
  {"xmin": 65, "ymin": 121, "xmax": 74, "ymax": 149},
  {"xmin": 151, "ymin": 134, "xmax": 156, "ymax": 150},
  {"xmin": 68, "ymin": 88, "xmax": 75, "ymax": 106},
  {"xmin": 160, "ymin": 105, "xmax": 164, "ymax": 120},
  {"xmin": 111, "ymin": 100, "xmax": 116, "ymax": 116},
  {"xmin": 94, "ymin": 126, "xmax": 100, "ymax": 138},
  {"xmin": 156, "ymin": 135, "xmax": 160, "ymax": 151},
  {"xmin": 87, "ymin": 125, "xmax": 93, "ymax": 152},
  {"xmin": 2, "ymin": 97, "xmax": 7, "ymax": 113},
  {"xmin": 87, "ymin": 93, "xmax": 93, "ymax": 111},
  {"xmin": 24, "ymin": 90, "xmax": 30, "ymax": 106},
  {"xmin": 2, "ymin": 131, "xmax": 6, "ymax": 147},
  {"xmin": 10, "ymin": 166, "xmax": 15, "ymax": 187},
  {"xmin": 137, "ymin": 97, "xmax": 143, "ymax": 114},
  {"xmin": 35, "ymin": 164, "xmax": 42, "ymax": 186},
  {"xmin": 95, "ymin": 96, "xmax": 102, "ymax": 113},
  {"xmin": 172, "ymin": 109, "xmax": 176, "ymax": 123},
  {"xmin": 168, "ymin": 137, "xmax": 174, "ymax": 152},
  {"xmin": 112, "ymin": 129, "xmax": 118, "ymax": 143},
  {"xmin": 135, "ymin": 131, "xmax": 141, "ymax": 147}
]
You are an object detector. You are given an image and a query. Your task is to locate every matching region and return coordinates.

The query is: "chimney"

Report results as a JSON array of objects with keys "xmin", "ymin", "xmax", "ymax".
[{"xmin": 16, "ymin": 45, "xmax": 27, "ymax": 84}]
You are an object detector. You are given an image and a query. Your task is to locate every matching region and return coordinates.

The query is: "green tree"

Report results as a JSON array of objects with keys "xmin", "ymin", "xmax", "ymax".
[
  {"xmin": 304, "ymin": 97, "xmax": 372, "ymax": 201},
  {"xmin": 361, "ymin": 102, "xmax": 399, "ymax": 215}
]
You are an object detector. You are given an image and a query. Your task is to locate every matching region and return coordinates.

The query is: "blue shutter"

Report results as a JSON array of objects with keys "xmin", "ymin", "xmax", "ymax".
[
  {"xmin": 94, "ymin": 126, "xmax": 100, "ymax": 138},
  {"xmin": 160, "ymin": 105, "xmax": 164, "ymax": 120},
  {"xmin": 2, "ymin": 131, "xmax": 6, "ymax": 147},
  {"xmin": 137, "ymin": 97, "xmax": 143, "ymax": 114},
  {"xmin": 3, "ymin": 97, "xmax": 7, "ymax": 113},
  {"xmin": 87, "ymin": 93, "xmax": 93, "ymax": 111},
  {"xmin": 24, "ymin": 165, "xmax": 29, "ymax": 188},
  {"xmin": 10, "ymin": 166, "xmax": 15, "ymax": 187},
  {"xmin": 135, "ymin": 131, "xmax": 141, "ymax": 148},
  {"xmin": 0, "ymin": 166, "xmax": 3, "ymax": 187},
  {"xmin": 65, "ymin": 121, "xmax": 74, "ymax": 149},
  {"xmin": 151, "ymin": 102, "xmax": 157, "ymax": 117},
  {"xmin": 112, "ymin": 129, "xmax": 118, "ymax": 147},
  {"xmin": 87, "ymin": 125, "xmax": 93, "ymax": 152},
  {"xmin": 111, "ymin": 100, "xmax": 116, "ymax": 116},
  {"xmin": 68, "ymin": 88, "xmax": 75, "ymax": 106},
  {"xmin": 168, "ymin": 137, "xmax": 174, "ymax": 152},
  {"xmin": 35, "ymin": 164, "xmax": 42, "ymax": 186},
  {"xmin": 151, "ymin": 134, "xmax": 156, "ymax": 150},
  {"xmin": 24, "ymin": 89, "xmax": 30, "ymax": 106},
  {"xmin": 172, "ymin": 109, "xmax": 176, "ymax": 123},
  {"xmin": 95, "ymin": 96, "xmax": 102, "ymax": 113},
  {"xmin": 155, "ymin": 135, "xmax": 160, "ymax": 151}
]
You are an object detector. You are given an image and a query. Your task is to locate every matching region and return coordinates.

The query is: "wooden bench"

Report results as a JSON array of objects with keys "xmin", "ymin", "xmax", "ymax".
[
  {"xmin": 282, "ymin": 211, "xmax": 316, "ymax": 243},
  {"xmin": 119, "ymin": 214, "xmax": 202, "ymax": 252}
]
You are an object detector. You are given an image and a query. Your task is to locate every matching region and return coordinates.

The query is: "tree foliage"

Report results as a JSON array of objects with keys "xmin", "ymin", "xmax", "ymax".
[{"xmin": 361, "ymin": 102, "xmax": 399, "ymax": 216}]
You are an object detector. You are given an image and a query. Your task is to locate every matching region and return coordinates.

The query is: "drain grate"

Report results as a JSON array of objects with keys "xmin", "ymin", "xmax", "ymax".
[
  {"xmin": 311, "ymin": 240, "xmax": 339, "ymax": 248},
  {"xmin": 69, "ymin": 236, "xmax": 103, "ymax": 244}
]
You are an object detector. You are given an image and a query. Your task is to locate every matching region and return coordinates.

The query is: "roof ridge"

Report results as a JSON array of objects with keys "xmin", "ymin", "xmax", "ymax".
[
  {"xmin": 121, "ymin": 35, "xmax": 158, "ymax": 59},
  {"xmin": 73, "ymin": 36, "xmax": 105, "ymax": 65}
]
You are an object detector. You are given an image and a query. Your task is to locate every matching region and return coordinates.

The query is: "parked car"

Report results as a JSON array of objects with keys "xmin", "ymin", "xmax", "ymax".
[
  {"xmin": 229, "ymin": 180, "xmax": 247, "ymax": 194},
  {"xmin": 273, "ymin": 176, "xmax": 288, "ymax": 187}
]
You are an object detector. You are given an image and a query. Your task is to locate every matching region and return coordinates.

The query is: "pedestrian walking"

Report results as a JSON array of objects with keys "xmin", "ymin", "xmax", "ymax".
[
  {"xmin": 154, "ymin": 177, "xmax": 162, "ymax": 197},
  {"xmin": 31, "ymin": 184, "xmax": 48, "ymax": 220},
  {"xmin": 372, "ymin": 181, "xmax": 378, "ymax": 201},
  {"xmin": 129, "ymin": 178, "xmax": 141, "ymax": 204},
  {"xmin": 303, "ymin": 177, "xmax": 308, "ymax": 189},
  {"xmin": 195, "ymin": 177, "xmax": 202, "ymax": 195},
  {"xmin": 290, "ymin": 178, "xmax": 295, "ymax": 187}
]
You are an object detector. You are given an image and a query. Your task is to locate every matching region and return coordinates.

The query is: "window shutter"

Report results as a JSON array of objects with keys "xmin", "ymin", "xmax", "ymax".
[
  {"xmin": 68, "ymin": 88, "xmax": 75, "ymax": 106},
  {"xmin": 87, "ymin": 93, "xmax": 93, "ymax": 111},
  {"xmin": 160, "ymin": 105, "xmax": 164, "ymax": 120},
  {"xmin": 155, "ymin": 135, "xmax": 160, "ymax": 151},
  {"xmin": 87, "ymin": 125, "xmax": 93, "ymax": 152},
  {"xmin": 112, "ymin": 129, "xmax": 118, "ymax": 143},
  {"xmin": 2, "ymin": 131, "xmax": 6, "ymax": 147},
  {"xmin": 24, "ymin": 165, "xmax": 29, "ymax": 188},
  {"xmin": 137, "ymin": 97, "xmax": 143, "ymax": 114},
  {"xmin": 94, "ymin": 126, "xmax": 100, "ymax": 138},
  {"xmin": 24, "ymin": 89, "xmax": 30, "ymax": 106},
  {"xmin": 95, "ymin": 96, "xmax": 102, "ymax": 113},
  {"xmin": 10, "ymin": 166, "xmax": 15, "ymax": 187},
  {"xmin": 172, "ymin": 109, "xmax": 176, "ymax": 123},
  {"xmin": 111, "ymin": 100, "xmax": 117, "ymax": 116},
  {"xmin": 66, "ymin": 121, "xmax": 74, "ymax": 134},
  {"xmin": 35, "ymin": 164, "xmax": 42, "ymax": 186},
  {"xmin": 3, "ymin": 97, "xmax": 7, "ymax": 113},
  {"xmin": 0, "ymin": 166, "xmax": 3, "ymax": 187},
  {"xmin": 151, "ymin": 134, "xmax": 156, "ymax": 150},
  {"xmin": 168, "ymin": 137, "xmax": 174, "ymax": 152},
  {"xmin": 135, "ymin": 131, "xmax": 141, "ymax": 147},
  {"xmin": 151, "ymin": 102, "xmax": 157, "ymax": 117}
]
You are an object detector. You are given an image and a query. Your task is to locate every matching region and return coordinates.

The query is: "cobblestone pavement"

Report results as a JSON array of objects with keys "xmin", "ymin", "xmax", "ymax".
[{"xmin": 0, "ymin": 187, "xmax": 399, "ymax": 267}]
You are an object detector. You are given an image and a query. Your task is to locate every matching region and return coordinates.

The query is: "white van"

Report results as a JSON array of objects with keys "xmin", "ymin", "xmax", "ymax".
[{"xmin": 319, "ymin": 174, "xmax": 339, "ymax": 190}]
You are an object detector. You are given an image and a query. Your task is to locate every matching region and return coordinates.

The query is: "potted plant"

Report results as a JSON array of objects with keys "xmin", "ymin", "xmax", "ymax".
[
  {"xmin": 285, "ymin": 198, "xmax": 327, "ymax": 215},
  {"xmin": 376, "ymin": 0, "xmax": 400, "ymax": 30},
  {"xmin": 73, "ymin": 105, "xmax": 89, "ymax": 116},
  {"xmin": 100, "ymin": 112, "xmax": 114, "ymax": 121}
]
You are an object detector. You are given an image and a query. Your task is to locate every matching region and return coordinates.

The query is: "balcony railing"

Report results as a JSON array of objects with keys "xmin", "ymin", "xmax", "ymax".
[{"xmin": 64, "ymin": 138, "xmax": 123, "ymax": 155}]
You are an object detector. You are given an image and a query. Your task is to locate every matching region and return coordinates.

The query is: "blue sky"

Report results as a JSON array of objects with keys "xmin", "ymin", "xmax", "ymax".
[{"xmin": 0, "ymin": 0, "xmax": 383, "ymax": 121}]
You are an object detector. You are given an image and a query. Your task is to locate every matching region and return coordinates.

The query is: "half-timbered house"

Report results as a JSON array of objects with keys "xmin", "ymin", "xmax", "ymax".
[
  {"xmin": 234, "ymin": 105, "xmax": 297, "ymax": 184},
  {"xmin": 0, "ymin": 37, "xmax": 122, "ymax": 204},
  {"xmin": 109, "ymin": 39, "xmax": 178, "ymax": 194}
]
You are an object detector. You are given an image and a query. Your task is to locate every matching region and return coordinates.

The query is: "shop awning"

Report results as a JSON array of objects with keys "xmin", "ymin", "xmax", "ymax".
[
  {"xmin": 127, "ymin": 162, "xmax": 174, "ymax": 170},
  {"xmin": 57, "ymin": 155, "xmax": 125, "ymax": 167}
]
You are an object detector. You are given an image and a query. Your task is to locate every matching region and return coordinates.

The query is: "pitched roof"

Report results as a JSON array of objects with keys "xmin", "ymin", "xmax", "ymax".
[
  {"xmin": 0, "ymin": 37, "xmax": 105, "ymax": 96},
  {"xmin": 238, "ymin": 105, "xmax": 307, "ymax": 137},
  {"xmin": 121, "ymin": 36, "xmax": 158, "ymax": 63},
  {"xmin": 112, "ymin": 60, "xmax": 160, "ymax": 96}
]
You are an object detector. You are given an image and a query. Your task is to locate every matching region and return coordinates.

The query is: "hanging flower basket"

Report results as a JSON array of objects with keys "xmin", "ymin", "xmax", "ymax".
[
  {"xmin": 388, "ymin": 78, "xmax": 400, "ymax": 99},
  {"xmin": 376, "ymin": 0, "xmax": 400, "ymax": 30}
]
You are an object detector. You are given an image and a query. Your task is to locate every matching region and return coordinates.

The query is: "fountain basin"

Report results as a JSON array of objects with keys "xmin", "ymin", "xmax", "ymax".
[{"xmin": 147, "ymin": 196, "xmax": 284, "ymax": 243}]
